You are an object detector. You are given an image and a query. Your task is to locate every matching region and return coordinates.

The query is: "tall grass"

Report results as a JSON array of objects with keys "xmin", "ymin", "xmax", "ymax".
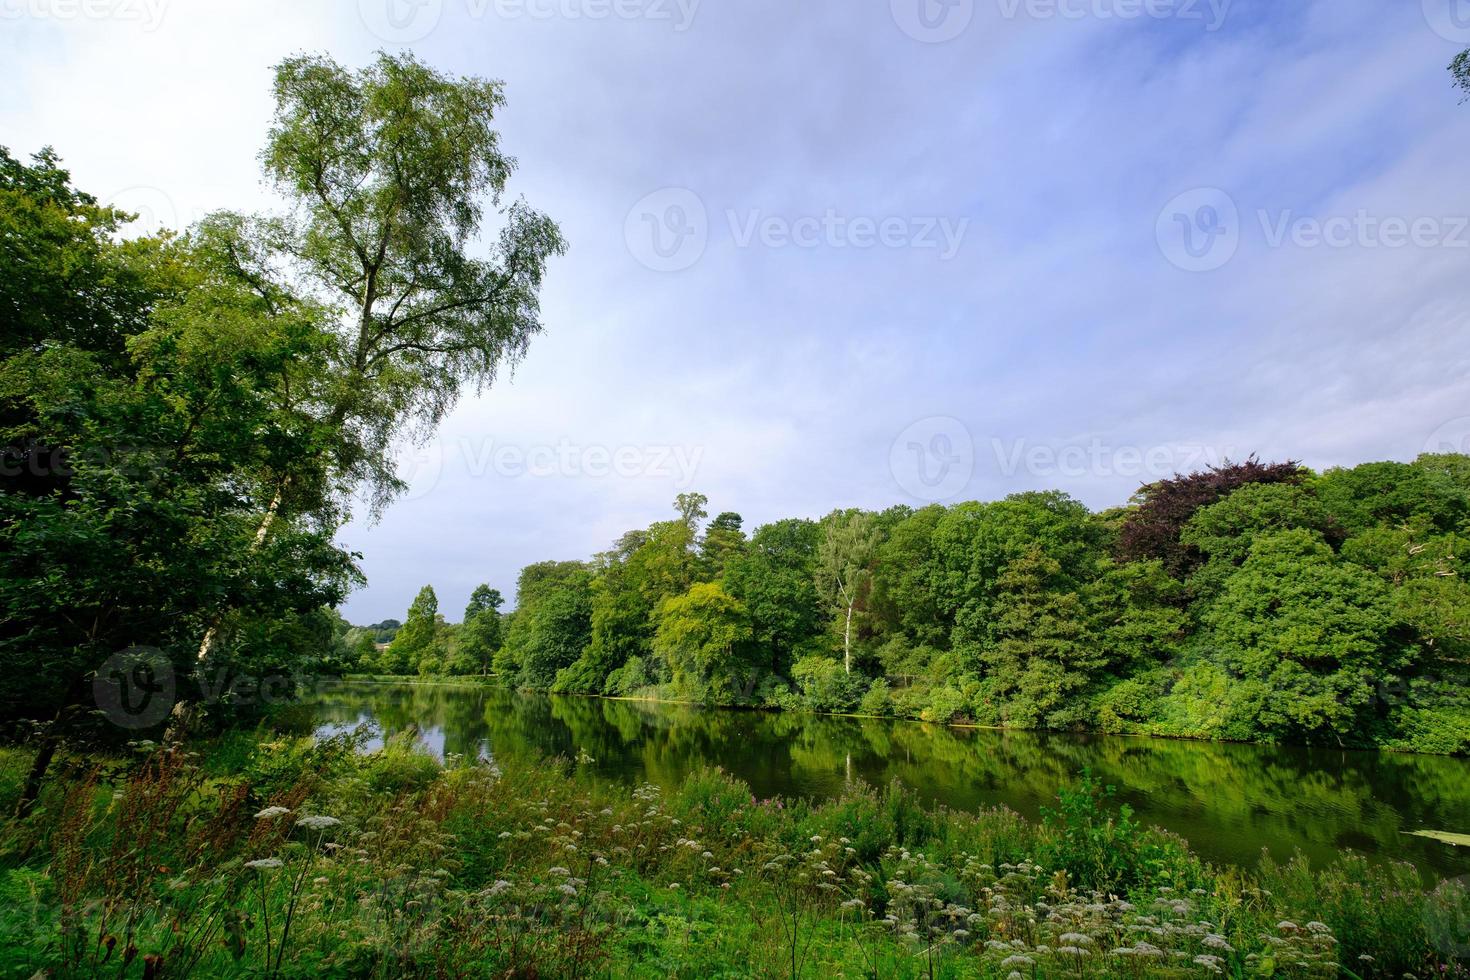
[{"xmin": 0, "ymin": 735, "xmax": 1465, "ymax": 977}]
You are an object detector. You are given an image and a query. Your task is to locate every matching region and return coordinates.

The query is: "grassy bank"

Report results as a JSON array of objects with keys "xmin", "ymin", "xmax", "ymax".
[{"xmin": 0, "ymin": 733, "xmax": 1466, "ymax": 978}]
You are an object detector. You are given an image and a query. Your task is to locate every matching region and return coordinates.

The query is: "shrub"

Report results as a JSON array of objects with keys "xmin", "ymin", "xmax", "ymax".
[{"xmin": 858, "ymin": 678, "xmax": 892, "ymax": 717}]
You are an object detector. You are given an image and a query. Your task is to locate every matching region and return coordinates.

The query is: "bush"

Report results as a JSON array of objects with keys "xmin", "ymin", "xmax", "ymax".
[
  {"xmin": 791, "ymin": 655, "xmax": 865, "ymax": 712},
  {"xmin": 1039, "ymin": 770, "xmax": 1196, "ymax": 895},
  {"xmin": 858, "ymin": 678, "xmax": 892, "ymax": 717}
]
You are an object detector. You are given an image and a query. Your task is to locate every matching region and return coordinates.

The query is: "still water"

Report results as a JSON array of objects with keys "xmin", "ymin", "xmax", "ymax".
[{"xmin": 306, "ymin": 680, "xmax": 1470, "ymax": 880}]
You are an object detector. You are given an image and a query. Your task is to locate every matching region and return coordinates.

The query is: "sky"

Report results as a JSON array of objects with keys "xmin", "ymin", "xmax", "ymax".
[{"xmin": 5, "ymin": 0, "xmax": 1470, "ymax": 623}]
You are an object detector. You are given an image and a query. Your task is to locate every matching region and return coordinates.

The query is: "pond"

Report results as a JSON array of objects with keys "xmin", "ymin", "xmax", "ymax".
[{"xmin": 305, "ymin": 680, "xmax": 1470, "ymax": 881}]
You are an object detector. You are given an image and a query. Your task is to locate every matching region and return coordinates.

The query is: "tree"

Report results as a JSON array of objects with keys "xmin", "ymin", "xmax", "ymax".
[
  {"xmin": 193, "ymin": 50, "xmax": 565, "ymax": 663},
  {"xmin": 1115, "ymin": 458, "xmax": 1304, "ymax": 577},
  {"xmin": 387, "ymin": 586, "xmax": 440, "ymax": 675},
  {"xmin": 980, "ymin": 547, "xmax": 1100, "ymax": 729},
  {"xmin": 725, "ymin": 519, "xmax": 824, "ymax": 676},
  {"xmin": 815, "ymin": 511, "xmax": 881, "ymax": 674},
  {"xmin": 652, "ymin": 583, "xmax": 755, "ymax": 702},
  {"xmin": 699, "ymin": 511, "xmax": 746, "ymax": 580},
  {"xmin": 1201, "ymin": 530, "xmax": 1403, "ymax": 741},
  {"xmin": 0, "ymin": 148, "xmax": 356, "ymax": 813},
  {"xmin": 453, "ymin": 584, "xmax": 503, "ymax": 675},
  {"xmin": 504, "ymin": 562, "xmax": 592, "ymax": 688}
]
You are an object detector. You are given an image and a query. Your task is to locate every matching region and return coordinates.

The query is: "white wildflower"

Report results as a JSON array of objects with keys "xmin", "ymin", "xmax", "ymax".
[
  {"xmin": 254, "ymin": 806, "xmax": 290, "ymax": 820},
  {"xmin": 245, "ymin": 858, "xmax": 283, "ymax": 870},
  {"xmin": 295, "ymin": 815, "xmax": 341, "ymax": 831}
]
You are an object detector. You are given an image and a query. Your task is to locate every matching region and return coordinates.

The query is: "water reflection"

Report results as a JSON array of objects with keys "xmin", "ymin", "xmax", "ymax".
[{"xmin": 304, "ymin": 681, "xmax": 1470, "ymax": 879}]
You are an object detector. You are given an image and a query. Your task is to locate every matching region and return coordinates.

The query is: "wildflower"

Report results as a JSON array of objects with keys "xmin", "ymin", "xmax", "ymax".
[
  {"xmin": 1305, "ymin": 921, "xmax": 1331, "ymax": 935},
  {"xmin": 548, "ymin": 867, "xmax": 571, "ymax": 876},
  {"xmin": 1000, "ymin": 955, "xmax": 1034, "ymax": 968},
  {"xmin": 1203, "ymin": 934, "xmax": 1233, "ymax": 952},
  {"xmin": 245, "ymin": 858, "xmax": 283, "ymax": 870},
  {"xmin": 1193, "ymin": 954, "xmax": 1224, "ymax": 973},
  {"xmin": 498, "ymin": 831, "xmax": 512, "ymax": 839},
  {"xmin": 557, "ymin": 883, "xmax": 577, "ymax": 897},
  {"xmin": 1059, "ymin": 933, "xmax": 1093, "ymax": 945},
  {"xmin": 668, "ymin": 882, "xmax": 680, "ymax": 890},
  {"xmin": 254, "ymin": 806, "xmax": 291, "ymax": 820},
  {"xmin": 487, "ymin": 879, "xmax": 512, "ymax": 896},
  {"xmin": 295, "ymin": 815, "xmax": 341, "ymax": 831}
]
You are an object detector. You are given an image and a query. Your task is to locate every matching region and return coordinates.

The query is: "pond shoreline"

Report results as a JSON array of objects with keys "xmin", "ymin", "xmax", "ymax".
[{"xmin": 335, "ymin": 673, "xmax": 1452, "ymax": 759}]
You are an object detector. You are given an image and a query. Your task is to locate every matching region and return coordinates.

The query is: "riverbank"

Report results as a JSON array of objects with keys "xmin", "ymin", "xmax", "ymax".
[
  {"xmin": 1, "ymin": 729, "xmax": 1466, "ymax": 977},
  {"xmin": 346, "ymin": 672, "xmax": 1470, "ymax": 759}
]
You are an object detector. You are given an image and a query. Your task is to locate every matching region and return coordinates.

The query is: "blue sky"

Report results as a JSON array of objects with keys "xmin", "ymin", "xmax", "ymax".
[{"xmin": 5, "ymin": 0, "xmax": 1470, "ymax": 622}]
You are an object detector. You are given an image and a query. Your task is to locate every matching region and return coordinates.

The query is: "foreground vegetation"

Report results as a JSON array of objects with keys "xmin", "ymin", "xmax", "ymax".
[
  {"xmin": 364, "ymin": 454, "xmax": 1470, "ymax": 756},
  {"xmin": 0, "ymin": 729, "xmax": 1466, "ymax": 978}
]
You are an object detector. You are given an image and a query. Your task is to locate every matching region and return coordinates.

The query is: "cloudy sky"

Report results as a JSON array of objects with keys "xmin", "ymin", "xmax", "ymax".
[{"xmin": 5, "ymin": 0, "xmax": 1470, "ymax": 622}]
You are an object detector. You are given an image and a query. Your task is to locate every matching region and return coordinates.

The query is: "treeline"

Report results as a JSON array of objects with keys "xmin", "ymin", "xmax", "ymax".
[{"xmin": 377, "ymin": 459, "xmax": 1470, "ymax": 754}]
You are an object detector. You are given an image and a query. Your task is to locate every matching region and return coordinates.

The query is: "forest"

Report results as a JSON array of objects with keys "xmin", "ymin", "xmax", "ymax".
[{"xmin": 363, "ymin": 456, "xmax": 1470, "ymax": 755}]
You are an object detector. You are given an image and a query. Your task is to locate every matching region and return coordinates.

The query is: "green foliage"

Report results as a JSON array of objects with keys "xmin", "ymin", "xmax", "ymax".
[
  {"xmin": 1040, "ymin": 770, "xmax": 1186, "ymax": 896},
  {"xmin": 653, "ymin": 583, "xmax": 757, "ymax": 702},
  {"xmin": 9, "ymin": 734, "xmax": 1458, "ymax": 977},
  {"xmin": 790, "ymin": 656, "xmax": 866, "ymax": 712}
]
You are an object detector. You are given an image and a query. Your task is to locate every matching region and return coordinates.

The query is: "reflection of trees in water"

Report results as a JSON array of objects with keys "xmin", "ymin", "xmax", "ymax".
[{"xmin": 304, "ymin": 683, "xmax": 1470, "ymax": 877}]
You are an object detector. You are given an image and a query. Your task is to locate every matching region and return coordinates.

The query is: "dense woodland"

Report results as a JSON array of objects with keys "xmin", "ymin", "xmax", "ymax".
[{"xmin": 365, "ymin": 457, "xmax": 1470, "ymax": 755}]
